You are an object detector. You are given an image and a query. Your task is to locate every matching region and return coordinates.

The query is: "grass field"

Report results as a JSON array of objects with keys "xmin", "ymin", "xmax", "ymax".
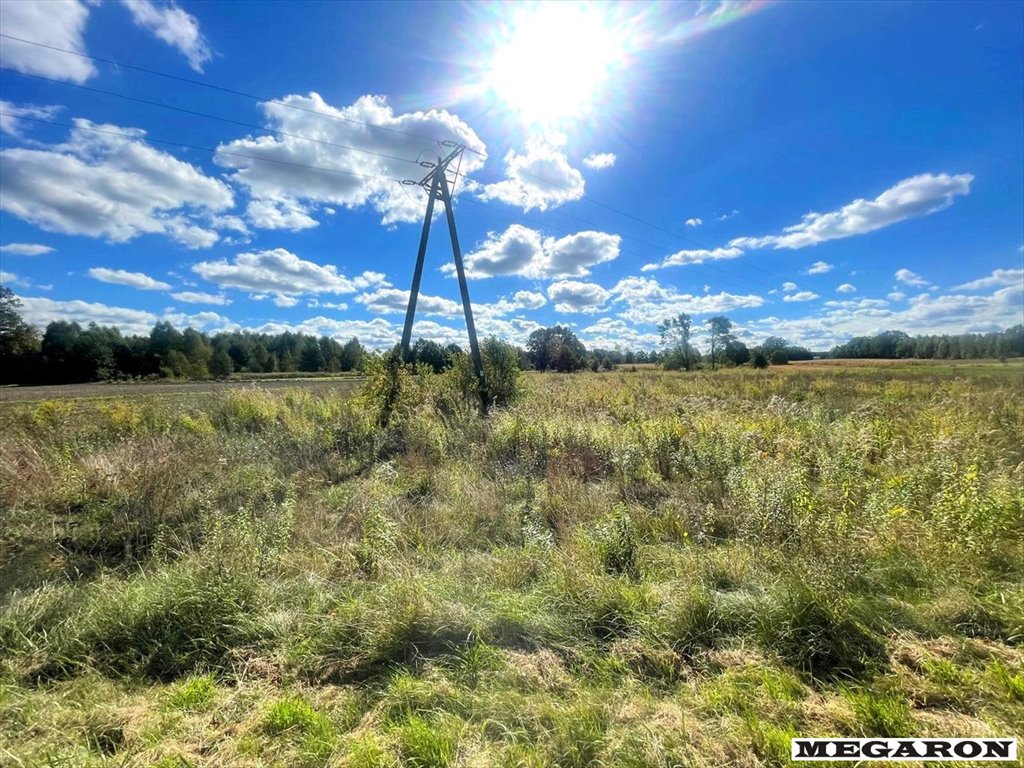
[{"xmin": 1, "ymin": 362, "xmax": 1022, "ymax": 767}]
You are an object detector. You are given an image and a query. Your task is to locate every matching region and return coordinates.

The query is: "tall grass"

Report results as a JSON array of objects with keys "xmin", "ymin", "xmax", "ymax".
[{"xmin": 1, "ymin": 364, "xmax": 1022, "ymax": 765}]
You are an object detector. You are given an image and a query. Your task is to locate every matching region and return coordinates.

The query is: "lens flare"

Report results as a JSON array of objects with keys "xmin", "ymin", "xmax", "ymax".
[{"xmin": 486, "ymin": 3, "xmax": 627, "ymax": 126}]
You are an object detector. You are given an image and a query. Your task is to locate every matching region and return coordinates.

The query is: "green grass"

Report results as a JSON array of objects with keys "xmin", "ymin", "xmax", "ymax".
[{"xmin": 1, "ymin": 364, "xmax": 1022, "ymax": 765}]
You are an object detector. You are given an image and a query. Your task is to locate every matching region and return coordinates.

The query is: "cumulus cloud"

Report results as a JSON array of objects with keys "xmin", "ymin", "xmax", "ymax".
[
  {"xmin": 192, "ymin": 248, "xmax": 389, "ymax": 303},
  {"xmin": 479, "ymin": 136, "xmax": 584, "ymax": 211},
  {"xmin": 245, "ymin": 199, "xmax": 318, "ymax": 231},
  {"xmin": 895, "ymin": 268, "xmax": 931, "ymax": 287},
  {"xmin": 0, "ymin": 100, "xmax": 63, "ymax": 136},
  {"xmin": 87, "ymin": 267, "xmax": 172, "ymax": 291},
  {"xmin": 805, "ymin": 260, "xmax": 833, "ymax": 274},
  {"xmin": 0, "ymin": 242, "xmax": 53, "ymax": 256},
  {"xmin": 579, "ymin": 317, "xmax": 662, "ymax": 350},
  {"xmin": 120, "ymin": 0, "xmax": 212, "ymax": 72},
  {"xmin": 582, "ymin": 152, "xmax": 616, "ymax": 170},
  {"xmin": 0, "ymin": 118, "xmax": 232, "ymax": 247},
  {"xmin": 454, "ymin": 224, "xmax": 620, "ymax": 279},
  {"xmin": 0, "ymin": 0, "xmax": 95, "ymax": 83},
  {"xmin": 641, "ymin": 246, "xmax": 743, "ymax": 271},
  {"xmin": 215, "ymin": 93, "xmax": 485, "ymax": 228},
  {"xmin": 951, "ymin": 268, "xmax": 1024, "ymax": 291},
  {"xmin": 1, "ymin": 271, "xmax": 27, "ymax": 287},
  {"xmin": 547, "ymin": 280, "xmax": 611, "ymax": 313},
  {"xmin": 685, "ymin": 217, "xmax": 703, "ymax": 228},
  {"xmin": 836, "ymin": 283, "xmax": 857, "ymax": 294},
  {"xmin": 14, "ymin": 295, "xmax": 233, "ymax": 335},
  {"xmin": 611, "ymin": 276, "xmax": 763, "ymax": 324},
  {"xmin": 744, "ymin": 283, "xmax": 1023, "ymax": 350},
  {"xmin": 730, "ymin": 173, "xmax": 973, "ymax": 250},
  {"xmin": 783, "ymin": 291, "xmax": 819, "ymax": 302},
  {"xmin": 170, "ymin": 291, "xmax": 231, "ymax": 305},
  {"xmin": 356, "ymin": 288, "xmax": 460, "ymax": 317},
  {"xmin": 781, "ymin": 282, "xmax": 798, "ymax": 292},
  {"xmin": 888, "ymin": 291, "xmax": 906, "ymax": 302}
]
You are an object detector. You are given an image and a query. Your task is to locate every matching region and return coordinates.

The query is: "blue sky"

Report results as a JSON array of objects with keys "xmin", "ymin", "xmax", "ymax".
[{"xmin": 1, "ymin": 0, "xmax": 1022, "ymax": 351}]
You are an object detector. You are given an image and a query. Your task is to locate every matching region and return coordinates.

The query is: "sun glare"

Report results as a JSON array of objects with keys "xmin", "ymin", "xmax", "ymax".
[{"xmin": 487, "ymin": 3, "xmax": 626, "ymax": 125}]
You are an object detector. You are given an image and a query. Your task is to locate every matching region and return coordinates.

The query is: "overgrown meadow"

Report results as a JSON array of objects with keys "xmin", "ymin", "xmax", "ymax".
[{"xmin": 1, "ymin": 363, "xmax": 1022, "ymax": 767}]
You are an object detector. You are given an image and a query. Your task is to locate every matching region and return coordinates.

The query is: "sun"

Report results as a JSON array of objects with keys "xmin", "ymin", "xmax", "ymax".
[{"xmin": 487, "ymin": 3, "xmax": 626, "ymax": 125}]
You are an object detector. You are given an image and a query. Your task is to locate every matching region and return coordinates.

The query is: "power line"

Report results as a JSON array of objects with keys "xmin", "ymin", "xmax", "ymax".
[
  {"xmin": 0, "ymin": 33, "xmax": 482, "ymax": 152},
  {"xmin": 0, "ymin": 68, "xmax": 433, "ymax": 168},
  {"xmin": 0, "ymin": 113, "xmax": 406, "ymax": 185},
  {"xmin": 0, "ymin": 33, "xmax": 778, "ymax": 284}
]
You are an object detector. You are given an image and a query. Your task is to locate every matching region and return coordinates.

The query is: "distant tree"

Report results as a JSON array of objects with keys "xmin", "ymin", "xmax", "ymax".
[
  {"xmin": 658, "ymin": 312, "xmax": 696, "ymax": 371},
  {"xmin": 526, "ymin": 326, "xmax": 587, "ymax": 372},
  {"xmin": 210, "ymin": 349, "xmax": 234, "ymax": 378},
  {"xmin": 751, "ymin": 350, "xmax": 769, "ymax": 369},
  {"xmin": 706, "ymin": 315, "xmax": 736, "ymax": 371},
  {"xmin": 340, "ymin": 337, "xmax": 364, "ymax": 371},
  {"xmin": 724, "ymin": 339, "xmax": 750, "ymax": 366},
  {"xmin": 770, "ymin": 349, "xmax": 789, "ymax": 365},
  {"xmin": 411, "ymin": 338, "xmax": 448, "ymax": 373},
  {"xmin": 298, "ymin": 336, "xmax": 325, "ymax": 372}
]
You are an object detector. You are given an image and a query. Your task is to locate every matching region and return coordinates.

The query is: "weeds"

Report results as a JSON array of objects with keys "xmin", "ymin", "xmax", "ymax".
[{"xmin": 1, "ymin": 364, "xmax": 1022, "ymax": 765}]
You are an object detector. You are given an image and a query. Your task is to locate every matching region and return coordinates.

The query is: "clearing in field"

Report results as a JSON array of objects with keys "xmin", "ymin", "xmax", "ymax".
[{"xmin": 1, "ymin": 364, "xmax": 1022, "ymax": 767}]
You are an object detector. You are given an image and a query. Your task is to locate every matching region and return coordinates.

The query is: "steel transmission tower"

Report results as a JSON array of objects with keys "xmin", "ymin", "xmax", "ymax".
[{"xmin": 400, "ymin": 143, "xmax": 488, "ymax": 412}]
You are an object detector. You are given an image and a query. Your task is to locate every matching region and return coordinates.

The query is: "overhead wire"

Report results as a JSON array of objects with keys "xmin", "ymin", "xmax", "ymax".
[
  {"xmin": 0, "ymin": 113, "xmax": 407, "ymax": 185},
  {"xmin": 1, "ymin": 68, "xmax": 432, "ymax": 168},
  {"xmin": 1, "ymin": 33, "xmax": 782, "ymax": 288},
  {"xmin": 0, "ymin": 33, "xmax": 480, "ymax": 150}
]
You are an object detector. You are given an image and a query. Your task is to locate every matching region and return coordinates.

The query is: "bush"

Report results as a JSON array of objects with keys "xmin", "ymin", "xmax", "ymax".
[
  {"xmin": 769, "ymin": 350, "xmax": 789, "ymax": 365},
  {"xmin": 751, "ymin": 350, "xmax": 769, "ymax": 369}
]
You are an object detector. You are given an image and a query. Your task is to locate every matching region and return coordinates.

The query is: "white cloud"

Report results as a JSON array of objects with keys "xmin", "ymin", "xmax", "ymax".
[
  {"xmin": 579, "ymin": 317, "xmax": 662, "ymax": 350},
  {"xmin": 192, "ymin": 248, "xmax": 389, "ymax": 301},
  {"xmin": 215, "ymin": 93, "xmax": 485, "ymax": 228},
  {"xmin": 547, "ymin": 280, "xmax": 611, "ymax": 313},
  {"xmin": 87, "ymin": 267, "xmax": 172, "ymax": 291},
  {"xmin": 783, "ymin": 291, "xmax": 819, "ymax": 302},
  {"xmin": 836, "ymin": 283, "xmax": 857, "ymax": 294},
  {"xmin": 356, "ymin": 288, "xmax": 460, "ymax": 317},
  {"xmin": 730, "ymin": 173, "xmax": 973, "ymax": 250},
  {"xmin": 120, "ymin": 0, "xmax": 212, "ymax": 72},
  {"xmin": 641, "ymin": 246, "xmax": 743, "ymax": 271},
  {"xmin": 479, "ymin": 136, "xmax": 584, "ymax": 211},
  {"xmin": 510, "ymin": 289, "xmax": 546, "ymax": 309},
  {"xmin": 951, "ymin": 268, "xmax": 1023, "ymax": 291},
  {"xmin": 823, "ymin": 298, "xmax": 888, "ymax": 309},
  {"xmin": 14, "ymin": 295, "xmax": 233, "ymax": 336},
  {"xmin": 455, "ymin": 224, "xmax": 620, "ymax": 279},
  {"xmin": 716, "ymin": 210, "xmax": 739, "ymax": 221},
  {"xmin": 170, "ymin": 291, "xmax": 231, "ymax": 305},
  {"xmin": 805, "ymin": 260, "xmax": 833, "ymax": 274},
  {"xmin": 611, "ymin": 276, "xmax": 763, "ymax": 324},
  {"xmin": 582, "ymin": 152, "xmax": 616, "ymax": 170},
  {"xmin": 0, "ymin": 118, "xmax": 232, "ymax": 247},
  {"xmin": 1, "ymin": 271, "xmax": 27, "ymax": 287},
  {"xmin": 781, "ymin": 281, "xmax": 798, "ymax": 292},
  {"xmin": 0, "ymin": 0, "xmax": 95, "ymax": 83},
  {"xmin": 887, "ymin": 291, "xmax": 906, "ymax": 302},
  {"xmin": 245, "ymin": 199, "xmax": 319, "ymax": 231},
  {"xmin": 743, "ymin": 283, "xmax": 1023, "ymax": 350},
  {"xmin": 0, "ymin": 100, "xmax": 63, "ymax": 136},
  {"xmin": 0, "ymin": 242, "xmax": 53, "ymax": 256},
  {"xmin": 685, "ymin": 217, "xmax": 703, "ymax": 228},
  {"xmin": 895, "ymin": 268, "xmax": 930, "ymax": 287}
]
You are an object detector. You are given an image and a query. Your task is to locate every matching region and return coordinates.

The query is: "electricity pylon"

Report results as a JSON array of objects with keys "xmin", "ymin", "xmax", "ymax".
[{"xmin": 400, "ymin": 143, "xmax": 488, "ymax": 412}]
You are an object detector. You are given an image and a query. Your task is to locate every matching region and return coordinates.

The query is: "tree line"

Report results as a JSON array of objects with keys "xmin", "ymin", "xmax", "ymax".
[
  {"xmin": 2, "ymin": 288, "xmax": 1021, "ymax": 386},
  {"xmin": 827, "ymin": 327, "xmax": 1024, "ymax": 360}
]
